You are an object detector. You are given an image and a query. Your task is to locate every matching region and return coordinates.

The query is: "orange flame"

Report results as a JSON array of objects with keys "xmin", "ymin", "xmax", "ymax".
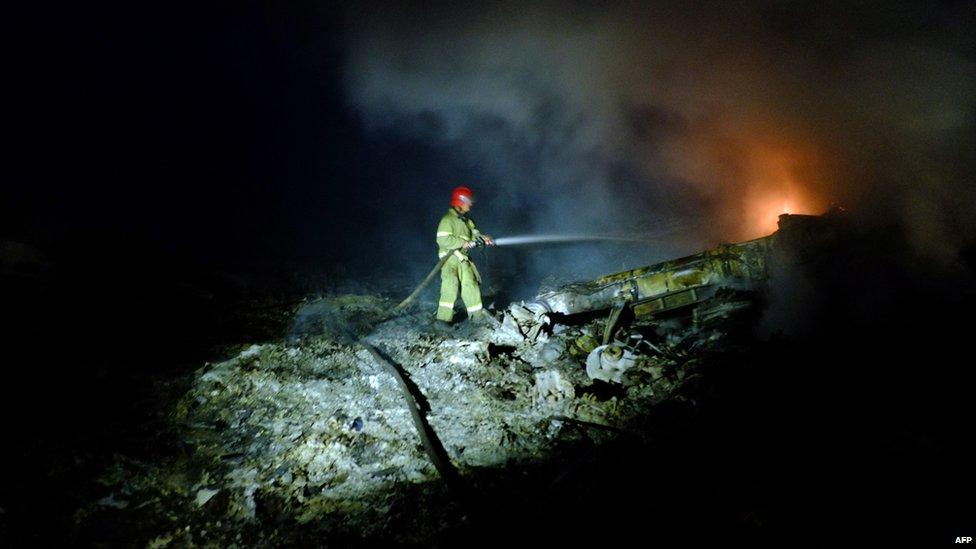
[
  {"xmin": 737, "ymin": 141, "xmax": 825, "ymax": 238},
  {"xmin": 656, "ymin": 123, "xmax": 830, "ymax": 240}
]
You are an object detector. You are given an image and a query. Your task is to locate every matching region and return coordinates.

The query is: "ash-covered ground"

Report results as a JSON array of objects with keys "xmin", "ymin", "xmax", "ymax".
[
  {"xmin": 2, "ymin": 223, "xmax": 975, "ymax": 548},
  {"xmin": 63, "ymin": 291, "xmax": 728, "ymax": 547}
]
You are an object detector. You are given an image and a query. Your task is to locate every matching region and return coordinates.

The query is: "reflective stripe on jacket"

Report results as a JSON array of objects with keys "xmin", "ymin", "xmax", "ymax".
[{"xmin": 436, "ymin": 208, "xmax": 481, "ymax": 261}]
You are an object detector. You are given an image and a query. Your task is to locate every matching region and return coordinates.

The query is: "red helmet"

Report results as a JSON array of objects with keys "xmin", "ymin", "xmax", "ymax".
[{"xmin": 451, "ymin": 186, "xmax": 474, "ymax": 208}]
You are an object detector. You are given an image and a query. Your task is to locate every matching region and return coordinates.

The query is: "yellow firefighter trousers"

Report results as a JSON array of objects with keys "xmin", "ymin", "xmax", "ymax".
[{"xmin": 437, "ymin": 255, "xmax": 482, "ymax": 322}]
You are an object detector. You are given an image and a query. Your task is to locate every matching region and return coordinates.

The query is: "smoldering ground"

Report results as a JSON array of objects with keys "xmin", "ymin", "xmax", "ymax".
[{"xmin": 339, "ymin": 0, "xmax": 976, "ymax": 303}]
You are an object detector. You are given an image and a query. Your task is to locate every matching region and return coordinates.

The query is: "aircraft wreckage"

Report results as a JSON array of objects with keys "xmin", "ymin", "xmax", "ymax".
[
  {"xmin": 498, "ymin": 210, "xmax": 841, "ymax": 383},
  {"xmin": 79, "ymin": 210, "xmax": 846, "ymax": 546}
]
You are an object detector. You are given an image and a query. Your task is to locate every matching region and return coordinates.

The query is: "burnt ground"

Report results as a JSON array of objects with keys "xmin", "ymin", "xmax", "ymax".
[{"xmin": 1, "ymin": 228, "xmax": 974, "ymax": 548}]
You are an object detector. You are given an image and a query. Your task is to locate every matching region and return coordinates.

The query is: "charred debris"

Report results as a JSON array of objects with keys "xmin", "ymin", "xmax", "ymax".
[{"xmin": 6, "ymin": 209, "xmax": 974, "ymax": 547}]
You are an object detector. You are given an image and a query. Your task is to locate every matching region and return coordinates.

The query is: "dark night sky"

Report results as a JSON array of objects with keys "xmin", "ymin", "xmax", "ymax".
[
  {"xmin": 4, "ymin": 1, "xmax": 975, "ymax": 286},
  {"xmin": 6, "ymin": 3, "xmax": 353, "ymax": 267}
]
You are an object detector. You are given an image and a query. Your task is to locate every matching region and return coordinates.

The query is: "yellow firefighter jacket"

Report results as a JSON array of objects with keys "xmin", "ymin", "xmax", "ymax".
[{"xmin": 436, "ymin": 208, "xmax": 481, "ymax": 261}]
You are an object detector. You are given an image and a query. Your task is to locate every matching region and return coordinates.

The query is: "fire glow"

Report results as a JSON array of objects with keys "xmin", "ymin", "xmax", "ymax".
[
  {"xmin": 736, "ymin": 141, "xmax": 827, "ymax": 239},
  {"xmin": 743, "ymin": 183, "xmax": 828, "ymax": 237},
  {"xmin": 745, "ymin": 195, "xmax": 793, "ymax": 237}
]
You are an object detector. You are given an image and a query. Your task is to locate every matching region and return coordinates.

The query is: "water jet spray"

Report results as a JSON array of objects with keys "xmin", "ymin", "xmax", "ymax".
[
  {"xmin": 494, "ymin": 233, "xmax": 653, "ymax": 246},
  {"xmin": 392, "ymin": 228, "xmax": 686, "ymax": 314}
]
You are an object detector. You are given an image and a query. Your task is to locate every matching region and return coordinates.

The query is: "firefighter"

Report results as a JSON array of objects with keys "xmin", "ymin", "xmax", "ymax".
[{"xmin": 436, "ymin": 186, "xmax": 497, "ymax": 325}]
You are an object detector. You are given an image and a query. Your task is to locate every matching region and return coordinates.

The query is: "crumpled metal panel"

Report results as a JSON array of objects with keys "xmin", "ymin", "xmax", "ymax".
[
  {"xmin": 534, "ymin": 235, "xmax": 774, "ymax": 319},
  {"xmin": 508, "ymin": 211, "xmax": 847, "ymax": 337}
]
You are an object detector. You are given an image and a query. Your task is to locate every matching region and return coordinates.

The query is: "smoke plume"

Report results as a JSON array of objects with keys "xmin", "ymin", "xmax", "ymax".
[{"xmin": 340, "ymin": 1, "xmax": 976, "ymax": 297}]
